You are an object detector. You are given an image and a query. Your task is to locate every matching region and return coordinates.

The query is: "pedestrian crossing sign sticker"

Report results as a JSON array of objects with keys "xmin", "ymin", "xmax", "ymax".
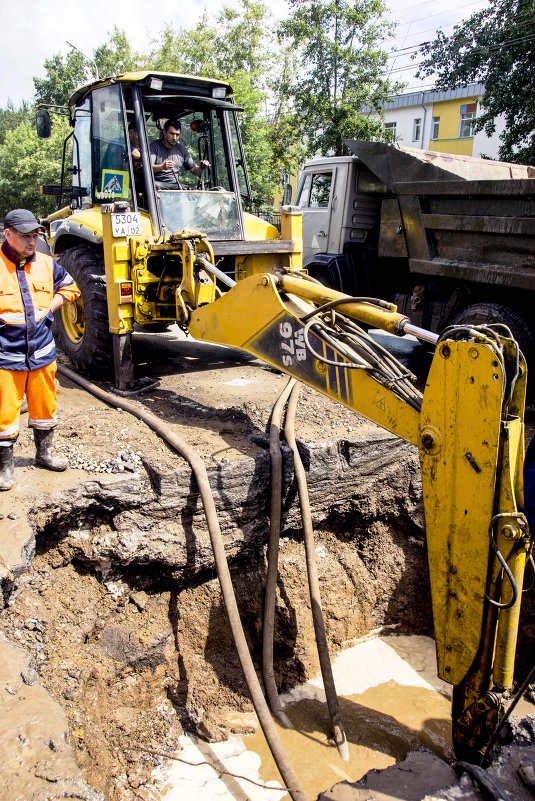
[{"xmin": 100, "ymin": 169, "xmax": 130, "ymax": 198}]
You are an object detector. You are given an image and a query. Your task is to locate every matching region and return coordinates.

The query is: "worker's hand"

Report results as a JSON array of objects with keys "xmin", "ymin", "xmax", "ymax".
[
  {"xmin": 49, "ymin": 295, "xmax": 65, "ymax": 314},
  {"xmin": 164, "ymin": 159, "xmax": 174, "ymax": 169}
]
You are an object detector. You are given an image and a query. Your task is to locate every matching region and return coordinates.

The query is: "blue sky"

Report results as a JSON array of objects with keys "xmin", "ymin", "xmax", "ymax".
[{"xmin": 0, "ymin": 0, "xmax": 490, "ymax": 107}]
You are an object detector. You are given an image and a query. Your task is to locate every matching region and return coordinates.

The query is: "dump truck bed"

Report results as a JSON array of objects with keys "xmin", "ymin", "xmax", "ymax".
[
  {"xmin": 342, "ymin": 141, "xmax": 535, "ymax": 290},
  {"xmin": 344, "ymin": 139, "xmax": 535, "ymax": 188}
]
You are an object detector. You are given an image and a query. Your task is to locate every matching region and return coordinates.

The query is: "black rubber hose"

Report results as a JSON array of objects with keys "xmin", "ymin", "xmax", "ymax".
[
  {"xmin": 56, "ymin": 364, "xmax": 309, "ymax": 801},
  {"xmin": 284, "ymin": 382, "xmax": 350, "ymax": 761},
  {"xmin": 455, "ymin": 762, "xmax": 511, "ymax": 801},
  {"xmin": 263, "ymin": 377, "xmax": 296, "ymax": 728}
]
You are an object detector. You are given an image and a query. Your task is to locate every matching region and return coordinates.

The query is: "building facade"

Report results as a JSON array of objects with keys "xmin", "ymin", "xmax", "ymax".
[{"xmin": 364, "ymin": 83, "xmax": 505, "ymax": 159}]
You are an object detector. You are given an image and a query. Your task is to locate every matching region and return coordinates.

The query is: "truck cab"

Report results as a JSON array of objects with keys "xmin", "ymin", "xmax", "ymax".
[{"xmin": 294, "ymin": 155, "xmax": 387, "ymax": 293}]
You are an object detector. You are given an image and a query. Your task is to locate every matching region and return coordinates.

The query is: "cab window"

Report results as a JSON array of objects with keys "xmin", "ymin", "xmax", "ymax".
[{"xmin": 296, "ymin": 172, "xmax": 332, "ymax": 208}]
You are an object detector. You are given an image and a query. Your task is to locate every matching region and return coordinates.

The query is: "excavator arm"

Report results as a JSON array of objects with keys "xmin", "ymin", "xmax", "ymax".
[{"xmin": 185, "ymin": 266, "xmax": 530, "ymax": 763}]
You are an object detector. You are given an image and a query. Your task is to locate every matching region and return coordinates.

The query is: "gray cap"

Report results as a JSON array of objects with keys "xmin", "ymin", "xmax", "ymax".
[{"xmin": 3, "ymin": 209, "xmax": 44, "ymax": 233}]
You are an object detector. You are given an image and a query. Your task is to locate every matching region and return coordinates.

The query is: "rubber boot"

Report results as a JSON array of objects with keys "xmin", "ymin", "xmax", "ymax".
[
  {"xmin": 34, "ymin": 428, "xmax": 68, "ymax": 472},
  {"xmin": 0, "ymin": 446, "xmax": 14, "ymax": 491}
]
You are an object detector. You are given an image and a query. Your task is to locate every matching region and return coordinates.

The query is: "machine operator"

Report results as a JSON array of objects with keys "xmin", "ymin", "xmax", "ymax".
[{"xmin": 149, "ymin": 119, "xmax": 210, "ymax": 188}]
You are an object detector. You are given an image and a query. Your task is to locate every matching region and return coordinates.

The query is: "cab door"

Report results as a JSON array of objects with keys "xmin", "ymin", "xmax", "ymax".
[{"xmin": 295, "ymin": 168, "xmax": 336, "ymax": 260}]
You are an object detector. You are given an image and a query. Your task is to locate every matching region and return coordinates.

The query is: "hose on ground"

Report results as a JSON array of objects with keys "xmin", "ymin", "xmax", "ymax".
[
  {"xmin": 263, "ymin": 376, "xmax": 296, "ymax": 729},
  {"xmin": 284, "ymin": 382, "xmax": 349, "ymax": 761},
  {"xmin": 56, "ymin": 364, "xmax": 309, "ymax": 801},
  {"xmin": 455, "ymin": 762, "xmax": 511, "ymax": 801}
]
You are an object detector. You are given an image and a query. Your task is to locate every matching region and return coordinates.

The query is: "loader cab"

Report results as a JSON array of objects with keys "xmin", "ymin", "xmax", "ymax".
[{"xmin": 52, "ymin": 72, "xmax": 252, "ymax": 243}]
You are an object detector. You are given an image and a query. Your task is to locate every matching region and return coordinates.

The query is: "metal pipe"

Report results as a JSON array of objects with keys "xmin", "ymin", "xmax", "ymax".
[
  {"xmin": 401, "ymin": 322, "xmax": 439, "ymax": 345},
  {"xmin": 263, "ymin": 377, "xmax": 296, "ymax": 729},
  {"xmin": 196, "ymin": 254, "xmax": 236, "ymax": 288}
]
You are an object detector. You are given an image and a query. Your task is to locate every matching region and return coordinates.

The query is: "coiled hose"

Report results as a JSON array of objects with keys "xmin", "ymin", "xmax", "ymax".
[{"xmin": 56, "ymin": 364, "xmax": 309, "ymax": 801}]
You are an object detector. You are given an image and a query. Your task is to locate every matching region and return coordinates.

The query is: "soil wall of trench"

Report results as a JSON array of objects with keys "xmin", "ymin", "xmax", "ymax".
[
  {"xmin": 2, "ymin": 363, "xmax": 534, "ymax": 801},
  {"xmin": 1, "ymin": 421, "xmax": 433, "ymax": 801}
]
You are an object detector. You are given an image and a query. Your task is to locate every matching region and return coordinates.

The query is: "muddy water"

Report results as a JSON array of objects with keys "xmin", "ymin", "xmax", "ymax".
[{"xmin": 157, "ymin": 634, "xmax": 454, "ymax": 800}]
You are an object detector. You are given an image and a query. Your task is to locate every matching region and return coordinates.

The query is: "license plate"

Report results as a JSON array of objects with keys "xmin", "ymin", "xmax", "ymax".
[{"xmin": 111, "ymin": 212, "xmax": 142, "ymax": 237}]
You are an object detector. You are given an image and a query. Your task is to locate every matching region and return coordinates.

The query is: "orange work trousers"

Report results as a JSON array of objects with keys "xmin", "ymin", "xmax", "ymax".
[{"xmin": 0, "ymin": 362, "xmax": 58, "ymax": 445}]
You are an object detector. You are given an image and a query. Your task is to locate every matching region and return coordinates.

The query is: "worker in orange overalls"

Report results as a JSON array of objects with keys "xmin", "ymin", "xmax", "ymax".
[{"xmin": 0, "ymin": 209, "xmax": 80, "ymax": 491}]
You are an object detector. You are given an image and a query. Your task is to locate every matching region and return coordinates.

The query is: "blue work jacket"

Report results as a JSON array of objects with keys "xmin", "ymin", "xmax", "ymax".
[{"xmin": 0, "ymin": 242, "xmax": 79, "ymax": 371}]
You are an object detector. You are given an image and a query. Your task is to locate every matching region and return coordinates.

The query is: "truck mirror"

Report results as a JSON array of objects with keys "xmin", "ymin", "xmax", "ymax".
[
  {"xmin": 283, "ymin": 183, "xmax": 293, "ymax": 206},
  {"xmin": 36, "ymin": 108, "xmax": 52, "ymax": 139}
]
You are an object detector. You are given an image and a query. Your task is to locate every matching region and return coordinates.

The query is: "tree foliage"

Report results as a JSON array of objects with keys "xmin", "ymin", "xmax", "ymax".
[
  {"xmin": 0, "ymin": 117, "xmax": 71, "ymax": 218},
  {"xmin": 277, "ymin": 0, "xmax": 402, "ymax": 157},
  {"xmin": 0, "ymin": 100, "xmax": 32, "ymax": 145},
  {"xmin": 417, "ymin": 0, "xmax": 535, "ymax": 164},
  {"xmin": 147, "ymin": 0, "xmax": 278, "ymax": 202},
  {"xmin": 1, "ymin": 0, "xmax": 397, "ymax": 209},
  {"xmin": 34, "ymin": 28, "xmax": 145, "ymax": 106}
]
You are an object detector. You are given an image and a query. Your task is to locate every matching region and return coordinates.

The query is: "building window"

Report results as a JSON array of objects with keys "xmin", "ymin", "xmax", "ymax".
[
  {"xmin": 412, "ymin": 118, "xmax": 422, "ymax": 142},
  {"xmin": 459, "ymin": 103, "xmax": 477, "ymax": 137},
  {"xmin": 431, "ymin": 116, "xmax": 440, "ymax": 139},
  {"xmin": 383, "ymin": 121, "xmax": 397, "ymax": 141}
]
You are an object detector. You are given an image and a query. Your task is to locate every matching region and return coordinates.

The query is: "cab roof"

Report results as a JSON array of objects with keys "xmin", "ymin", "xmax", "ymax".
[{"xmin": 69, "ymin": 71, "xmax": 232, "ymax": 108}]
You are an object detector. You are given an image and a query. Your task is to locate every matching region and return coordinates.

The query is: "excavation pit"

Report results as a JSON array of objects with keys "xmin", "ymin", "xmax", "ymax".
[{"xmin": 1, "ymin": 347, "xmax": 534, "ymax": 801}]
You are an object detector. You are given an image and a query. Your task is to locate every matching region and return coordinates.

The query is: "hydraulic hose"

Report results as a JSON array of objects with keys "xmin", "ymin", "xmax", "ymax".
[
  {"xmin": 284, "ymin": 383, "xmax": 350, "ymax": 761},
  {"xmin": 56, "ymin": 364, "xmax": 309, "ymax": 801},
  {"xmin": 263, "ymin": 377, "xmax": 296, "ymax": 728},
  {"xmin": 454, "ymin": 762, "xmax": 511, "ymax": 801}
]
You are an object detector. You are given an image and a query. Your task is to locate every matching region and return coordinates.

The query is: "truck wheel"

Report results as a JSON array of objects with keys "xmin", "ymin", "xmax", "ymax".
[
  {"xmin": 55, "ymin": 245, "xmax": 112, "ymax": 372},
  {"xmin": 450, "ymin": 303, "xmax": 533, "ymax": 362}
]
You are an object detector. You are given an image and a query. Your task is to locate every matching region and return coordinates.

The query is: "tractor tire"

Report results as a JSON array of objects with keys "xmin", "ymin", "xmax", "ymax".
[
  {"xmin": 449, "ymin": 302, "xmax": 534, "ymax": 364},
  {"xmin": 56, "ymin": 245, "xmax": 113, "ymax": 373}
]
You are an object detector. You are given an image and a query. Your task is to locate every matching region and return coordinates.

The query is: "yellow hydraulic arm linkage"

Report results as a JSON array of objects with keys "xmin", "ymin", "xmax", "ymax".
[{"xmin": 186, "ymin": 267, "xmax": 530, "ymax": 763}]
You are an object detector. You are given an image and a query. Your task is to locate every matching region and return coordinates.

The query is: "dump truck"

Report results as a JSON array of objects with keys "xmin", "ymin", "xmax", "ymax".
[
  {"xmin": 36, "ymin": 71, "xmax": 302, "ymax": 392},
  {"xmin": 294, "ymin": 140, "xmax": 535, "ymax": 362}
]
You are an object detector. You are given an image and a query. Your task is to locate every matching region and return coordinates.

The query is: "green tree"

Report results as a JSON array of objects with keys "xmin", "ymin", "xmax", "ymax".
[
  {"xmin": 146, "ymin": 1, "xmax": 278, "ymax": 202},
  {"xmin": 33, "ymin": 49, "xmax": 87, "ymax": 106},
  {"xmin": 147, "ymin": 17, "xmax": 218, "ymax": 75},
  {"xmin": 0, "ymin": 117, "xmax": 71, "ymax": 218},
  {"xmin": 33, "ymin": 29, "xmax": 144, "ymax": 107},
  {"xmin": 212, "ymin": 0, "xmax": 280, "ymax": 203},
  {"xmin": 93, "ymin": 27, "xmax": 145, "ymax": 77},
  {"xmin": 416, "ymin": 0, "xmax": 535, "ymax": 164},
  {"xmin": 278, "ymin": 0, "xmax": 402, "ymax": 157},
  {"xmin": 0, "ymin": 101, "xmax": 32, "ymax": 145}
]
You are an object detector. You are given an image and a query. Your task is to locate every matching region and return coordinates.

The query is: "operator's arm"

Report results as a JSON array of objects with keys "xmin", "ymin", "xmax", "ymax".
[
  {"xmin": 151, "ymin": 159, "xmax": 173, "ymax": 175},
  {"xmin": 191, "ymin": 160, "xmax": 210, "ymax": 177},
  {"xmin": 149, "ymin": 141, "xmax": 172, "ymax": 175},
  {"xmin": 180, "ymin": 143, "xmax": 209, "ymax": 177}
]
